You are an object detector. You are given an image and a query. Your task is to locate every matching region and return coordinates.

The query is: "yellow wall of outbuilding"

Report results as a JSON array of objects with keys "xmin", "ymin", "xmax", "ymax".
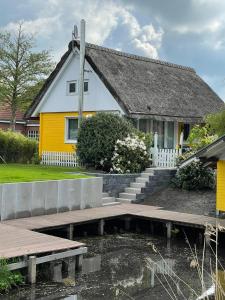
[{"xmin": 217, "ymin": 160, "xmax": 225, "ymax": 212}]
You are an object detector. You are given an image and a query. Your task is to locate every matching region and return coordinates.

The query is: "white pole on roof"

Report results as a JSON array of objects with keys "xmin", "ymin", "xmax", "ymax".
[{"xmin": 78, "ymin": 19, "xmax": 85, "ymax": 129}]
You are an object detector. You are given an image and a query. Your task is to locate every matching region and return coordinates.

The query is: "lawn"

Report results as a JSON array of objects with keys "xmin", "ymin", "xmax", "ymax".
[{"xmin": 0, "ymin": 164, "xmax": 90, "ymax": 183}]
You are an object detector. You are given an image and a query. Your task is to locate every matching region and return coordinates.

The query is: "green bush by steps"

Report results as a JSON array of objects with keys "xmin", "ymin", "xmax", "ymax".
[
  {"xmin": 0, "ymin": 130, "xmax": 38, "ymax": 164},
  {"xmin": 172, "ymin": 161, "xmax": 215, "ymax": 190}
]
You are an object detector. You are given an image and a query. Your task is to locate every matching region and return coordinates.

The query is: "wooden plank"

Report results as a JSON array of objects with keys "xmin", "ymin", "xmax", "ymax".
[
  {"xmin": 36, "ymin": 247, "xmax": 87, "ymax": 265},
  {"xmin": 1, "ymin": 204, "xmax": 224, "ymax": 261},
  {"xmin": 0, "ymin": 224, "xmax": 84, "ymax": 259},
  {"xmin": 2, "ymin": 204, "xmax": 161, "ymax": 230},
  {"xmin": 8, "ymin": 261, "xmax": 27, "ymax": 271},
  {"xmin": 8, "ymin": 247, "xmax": 87, "ymax": 271}
]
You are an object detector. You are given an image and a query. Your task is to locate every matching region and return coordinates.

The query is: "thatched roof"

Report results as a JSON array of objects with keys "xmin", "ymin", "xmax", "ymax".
[{"xmin": 26, "ymin": 41, "xmax": 224, "ymax": 122}]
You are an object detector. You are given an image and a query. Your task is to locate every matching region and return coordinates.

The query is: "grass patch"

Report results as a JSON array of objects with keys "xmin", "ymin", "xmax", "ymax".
[
  {"xmin": 0, "ymin": 164, "xmax": 90, "ymax": 183},
  {"xmin": 0, "ymin": 258, "xmax": 24, "ymax": 292}
]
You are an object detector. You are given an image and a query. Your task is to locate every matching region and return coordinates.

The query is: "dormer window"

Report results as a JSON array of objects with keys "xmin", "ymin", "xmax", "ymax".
[
  {"xmin": 67, "ymin": 80, "xmax": 89, "ymax": 95},
  {"xmin": 84, "ymin": 81, "xmax": 89, "ymax": 92},
  {"xmin": 67, "ymin": 81, "xmax": 77, "ymax": 95}
]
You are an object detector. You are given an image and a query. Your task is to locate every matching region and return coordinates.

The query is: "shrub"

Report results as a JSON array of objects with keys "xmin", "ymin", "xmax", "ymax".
[
  {"xmin": 111, "ymin": 135, "xmax": 150, "ymax": 173},
  {"xmin": 206, "ymin": 108, "xmax": 225, "ymax": 137},
  {"xmin": 135, "ymin": 131, "xmax": 153, "ymax": 151},
  {"xmin": 77, "ymin": 113, "xmax": 134, "ymax": 171},
  {"xmin": 0, "ymin": 130, "xmax": 38, "ymax": 164},
  {"xmin": 172, "ymin": 161, "xmax": 215, "ymax": 190},
  {"xmin": 188, "ymin": 125, "xmax": 218, "ymax": 151},
  {"xmin": 187, "ymin": 125, "xmax": 217, "ymax": 151},
  {"xmin": 176, "ymin": 150, "xmax": 195, "ymax": 165},
  {"xmin": 0, "ymin": 258, "xmax": 24, "ymax": 292}
]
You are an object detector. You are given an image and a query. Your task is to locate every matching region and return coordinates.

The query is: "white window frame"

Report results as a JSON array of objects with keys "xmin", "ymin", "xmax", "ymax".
[
  {"xmin": 84, "ymin": 79, "xmax": 89, "ymax": 94},
  {"xmin": 65, "ymin": 117, "xmax": 78, "ymax": 144},
  {"xmin": 67, "ymin": 80, "xmax": 77, "ymax": 95},
  {"xmin": 67, "ymin": 80, "xmax": 89, "ymax": 96}
]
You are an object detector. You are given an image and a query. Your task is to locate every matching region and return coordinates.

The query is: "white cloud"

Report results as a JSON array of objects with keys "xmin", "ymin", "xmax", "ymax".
[
  {"xmin": 1, "ymin": 0, "xmax": 164, "ymax": 59},
  {"xmin": 119, "ymin": 10, "xmax": 163, "ymax": 58},
  {"xmin": 174, "ymin": 19, "xmax": 223, "ymax": 35},
  {"xmin": 2, "ymin": 16, "xmax": 61, "ymax": 38}
]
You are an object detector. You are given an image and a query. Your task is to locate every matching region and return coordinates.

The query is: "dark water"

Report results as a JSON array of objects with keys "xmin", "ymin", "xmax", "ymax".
[{"xmin": 1, "ymin": 233, "xmax": 221, "ymax": 300}]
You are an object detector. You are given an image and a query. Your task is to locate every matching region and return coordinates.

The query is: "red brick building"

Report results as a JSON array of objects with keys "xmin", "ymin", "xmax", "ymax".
[{"xmin": 0, "ymin": 103, "xmax": 39, "ymax": 140}]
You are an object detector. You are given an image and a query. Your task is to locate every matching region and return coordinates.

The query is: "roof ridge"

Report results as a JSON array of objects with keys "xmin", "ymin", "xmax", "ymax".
[{"xmin": 85, "ymin": 42, "xmax": 195, "ymax": 73}]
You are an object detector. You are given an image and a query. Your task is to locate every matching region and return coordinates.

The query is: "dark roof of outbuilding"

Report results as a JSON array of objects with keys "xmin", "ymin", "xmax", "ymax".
[
  {"xmin": 26, "ymin": 41, "xmax": 224, "ymax": 121},
  {"xmin": 179, "ymin": 134, "xmax": 225, "ymax": 168}
]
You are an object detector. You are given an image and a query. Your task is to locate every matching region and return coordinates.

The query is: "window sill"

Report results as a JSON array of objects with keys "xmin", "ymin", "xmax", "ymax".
[{"xmin": 65, "ymin": 140, "xmax": 77, "ymax": 144}]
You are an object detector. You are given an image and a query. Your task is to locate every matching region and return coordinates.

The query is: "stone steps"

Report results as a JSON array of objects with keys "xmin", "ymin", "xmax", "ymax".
[
  {"xmin": 102, "ymin": 192, "xmax": 118, "ymax": 207},
  {"xmin": 141, "ymin": 173, "xmax": 155, "ymax": 178},
  {"xmin": 102, "ymin": 192, "xmax": 109, "ymax": 198},
  {"xmin": 102, "ymin": 202, "xmax": 121, "ymax": 207},
  {"xmin": 130, "ymin": 182, "xmax": 146, "ymax": 188},
  {"xmin": 102, "ymin": 196, "xmax": 116, "ymax": 203},
  {"xmin": 125, "ymin": 187, "xmax": 142, "ymax": 194},
  {"xmin": 116, "ymin": 167, "xmax": 175, "ymax": 204},
  {"xmin": 116, "ymin": 198, "xmax": 133, "ymax": 203},
  {"xmin": 136, "ymin": 177, "xmax": 149, "ymax": 183},
  {"xmin": 119, "ymin": 192, "xmax": 137, "ymax": 200}
]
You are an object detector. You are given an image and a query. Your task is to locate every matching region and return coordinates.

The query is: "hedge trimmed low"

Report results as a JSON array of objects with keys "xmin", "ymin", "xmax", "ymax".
[{"xmin": 0, "ymin": 130, "xmax": 38, "ymax": 164}]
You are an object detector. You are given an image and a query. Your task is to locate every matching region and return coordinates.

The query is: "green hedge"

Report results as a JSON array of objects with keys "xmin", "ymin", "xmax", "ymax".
[{"xmin": 0, "ymin": 130, "xmax": 38, "ymax": 164}]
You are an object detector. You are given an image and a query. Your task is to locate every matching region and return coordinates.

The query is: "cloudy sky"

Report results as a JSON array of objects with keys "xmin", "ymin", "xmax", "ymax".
[{"xmin": 1, "ymin": 0, "xmax": 225, "ymax": 100}]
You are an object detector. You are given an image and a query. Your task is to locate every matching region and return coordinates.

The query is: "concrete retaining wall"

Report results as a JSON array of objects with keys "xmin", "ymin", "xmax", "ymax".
[
  {"xmin": 0, "ymin": 177, "xmax": 103, "ymax": 221},
  {"xmin": 90, "ymin": 173, "xmax": 140, "ymax": 197}
]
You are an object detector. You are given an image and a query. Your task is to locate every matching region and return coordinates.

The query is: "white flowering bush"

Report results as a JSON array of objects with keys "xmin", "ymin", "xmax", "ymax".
[{"xmin": 111, "ymin": 135, "xmax": 150, "ymax": 173}]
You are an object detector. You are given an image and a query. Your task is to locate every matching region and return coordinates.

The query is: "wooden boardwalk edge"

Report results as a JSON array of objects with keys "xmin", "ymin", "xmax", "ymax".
[{"xmin": 0, "ymin": 203, "xmax": 224, "ymax": 260}]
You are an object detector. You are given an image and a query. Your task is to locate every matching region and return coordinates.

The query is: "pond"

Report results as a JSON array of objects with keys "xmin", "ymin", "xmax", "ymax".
[{"xmin": 1, "ymin": 233, "xmax": 223, "ymax": 300}]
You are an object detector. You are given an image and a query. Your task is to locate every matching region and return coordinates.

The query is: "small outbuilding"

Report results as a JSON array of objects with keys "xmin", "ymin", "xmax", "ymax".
[{"xmin": 188, "ymin": 135, "xmax": 225, "ymax": 213}]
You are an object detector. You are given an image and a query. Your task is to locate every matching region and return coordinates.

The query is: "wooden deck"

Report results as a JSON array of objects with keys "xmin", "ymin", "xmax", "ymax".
[
  {"xmin": 0, "ymin": 223, "xmax": 84, "ymax": 258},
  {"xmin": 1, "ymin": 203, "xmax": 224, "ymax": 260},
  {"xmin": 3, "ymin": 203, "xmax": 223, "ymax": 231}
]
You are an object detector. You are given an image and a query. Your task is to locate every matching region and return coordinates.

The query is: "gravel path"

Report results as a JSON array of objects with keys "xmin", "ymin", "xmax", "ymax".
[{"xmin": 143, "ymin": 187, "xmax": 216, "ymax": 216}]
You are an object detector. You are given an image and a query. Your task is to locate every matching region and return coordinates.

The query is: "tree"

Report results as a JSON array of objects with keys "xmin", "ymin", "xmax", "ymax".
[
  {"xmin": 187, "ymin": 124, "xmax": 217, "ymax": 151},
  {"xmin": 0, "ymin": 23, "xmax": 53, "ymax": 130},
  {"xmin": 205, "ymin": 109, "xmax": 225, "ymax": 137}
]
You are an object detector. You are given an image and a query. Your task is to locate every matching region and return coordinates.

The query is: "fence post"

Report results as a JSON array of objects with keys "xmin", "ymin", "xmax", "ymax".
[
  {"xmin": 28, "ymin": 256, "xmax": 37, "ymax": 284},
  {"xmin": 179, "ymin": 131, "xmax": 184, "ymax": 156},
  {"xmin": 153, "ymin": 132, "xmax": 158, "ymax": 167}
]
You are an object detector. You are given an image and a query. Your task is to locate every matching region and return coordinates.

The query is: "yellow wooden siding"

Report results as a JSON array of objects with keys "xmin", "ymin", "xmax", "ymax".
[
  {"xmin": 217, "ymin": 160, "xmax": 225, "ymax": 212},
  {"xmin": 39, "ymin": 112, "xmax": 95, "ymax": 153}
]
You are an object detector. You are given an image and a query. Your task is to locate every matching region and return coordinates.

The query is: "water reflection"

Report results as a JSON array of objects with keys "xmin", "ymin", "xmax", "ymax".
[{"xmin": 3, "ymin": 233, "xmax": 223, "ymax": 300}]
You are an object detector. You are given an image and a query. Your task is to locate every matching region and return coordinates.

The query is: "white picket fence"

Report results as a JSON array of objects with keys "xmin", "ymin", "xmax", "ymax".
[
  {"xmin": 151, "ymin": 148, "xmax": 179, "ymax": 168},
  {"xmin": 41, "ymin": 151, "xmax": 80, "ymax": 167}
]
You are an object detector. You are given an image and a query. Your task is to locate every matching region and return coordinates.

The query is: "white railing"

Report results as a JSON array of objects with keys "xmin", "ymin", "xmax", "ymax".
[
  {"xmin": 150, "ymin": 132, "xmax": 180, "ymax": 168},
  {"xmin": 151, "ymin": 147, "xmax": 179, "ymax": 168},
  {"xmin": 27, "ymin": 130, "xmax": 39, "ymax": 141},
  {"xmin": 41, "ymin": 151, "xmax": 80, "ymax": 167}
]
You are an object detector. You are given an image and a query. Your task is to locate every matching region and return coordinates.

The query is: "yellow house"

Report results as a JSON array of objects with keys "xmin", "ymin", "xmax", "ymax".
[{"xmin": 26, "ymin": 41, "xmax": 224, "ymax": 157}]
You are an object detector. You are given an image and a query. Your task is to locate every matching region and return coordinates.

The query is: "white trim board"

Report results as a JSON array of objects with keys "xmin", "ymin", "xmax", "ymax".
[{"xmin": 32, "ymin": 52, "xmax": 74, "ymax": 117}]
